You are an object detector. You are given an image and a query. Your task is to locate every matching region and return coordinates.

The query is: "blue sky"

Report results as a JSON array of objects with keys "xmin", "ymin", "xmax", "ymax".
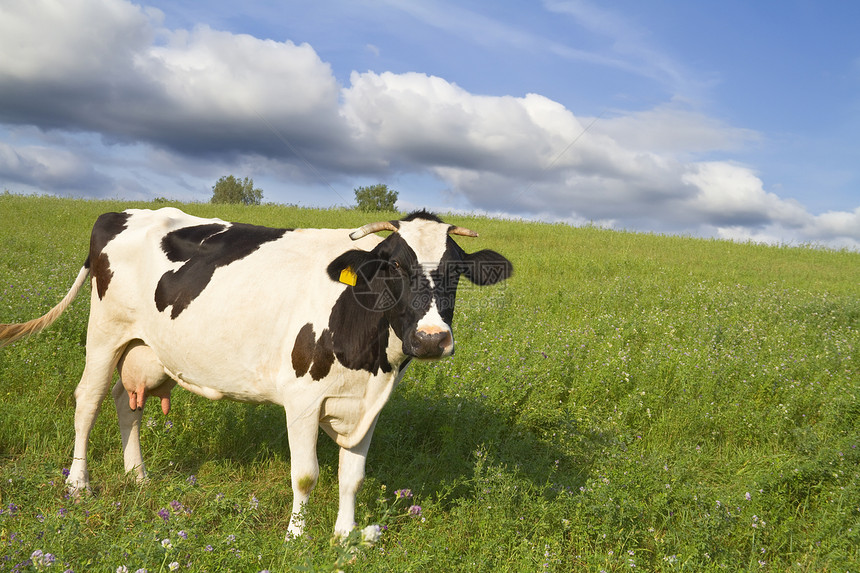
[{"xmin": 1, "ymin": 0, "xmax": 858, "ymax": 248}]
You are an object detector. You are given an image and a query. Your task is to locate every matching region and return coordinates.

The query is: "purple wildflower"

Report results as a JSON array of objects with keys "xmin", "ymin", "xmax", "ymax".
[
  {"xmin": 158, "ymin": 508, "xmax": 170, "ymax": 523},
  {"xmin": 30, "ymin": 550, "xmax": 56, "ymax": 568},
  {"xmin": 408, "ymin": 505, "xmax": 422, "ymax": 517}
]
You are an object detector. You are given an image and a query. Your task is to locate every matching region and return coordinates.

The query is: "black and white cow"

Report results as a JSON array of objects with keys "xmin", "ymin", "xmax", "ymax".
[{"xmin": 0, "ymin": 208, "xmax": 512, "ymax": 537}]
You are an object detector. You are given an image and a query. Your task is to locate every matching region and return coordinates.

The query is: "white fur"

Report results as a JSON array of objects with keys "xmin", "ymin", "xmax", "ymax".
[{"xmin": 397, "ymin": 219, "xmax": 454, "ymax": 347}]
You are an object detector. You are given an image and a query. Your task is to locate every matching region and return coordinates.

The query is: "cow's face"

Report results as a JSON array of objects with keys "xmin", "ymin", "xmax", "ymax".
[{"xmin": 327, "ymin": 212, "xmax": 512, "ymax": 360}]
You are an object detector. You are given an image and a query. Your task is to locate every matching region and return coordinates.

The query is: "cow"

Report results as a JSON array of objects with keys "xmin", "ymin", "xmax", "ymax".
[{"xmin": 0, "ymin": 208, "xmax": 512, "ymax": 538}]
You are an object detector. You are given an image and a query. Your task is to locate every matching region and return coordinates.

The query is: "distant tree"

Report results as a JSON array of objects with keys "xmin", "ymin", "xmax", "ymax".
[
  {"xmin": 354, "ymin": 184, "xmax": 398, "ymax": 211},
  {"xmin": 211, "ymin": 175, "xmax": 263, "ymax": 205}
]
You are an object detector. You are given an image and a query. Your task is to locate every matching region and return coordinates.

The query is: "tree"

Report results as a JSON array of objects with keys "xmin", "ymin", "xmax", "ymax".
[
  {"xmin": 354, "ymin": 184, "xmax": 398, "ymax": 212},
  {"xmin": 211, "ymin": 175, "xmax": 263, "ymax": 205}
]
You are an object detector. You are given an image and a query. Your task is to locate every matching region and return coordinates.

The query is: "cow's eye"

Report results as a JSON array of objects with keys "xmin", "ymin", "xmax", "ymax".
[{"xmin": 391, "ymin": 259, "xmax": 401, "ymax": 270}]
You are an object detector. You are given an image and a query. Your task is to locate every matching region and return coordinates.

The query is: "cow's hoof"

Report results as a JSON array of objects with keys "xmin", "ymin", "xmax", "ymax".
[{"xmin": 65, "ymin": 482, "xmax": 92, "ymax": 500}]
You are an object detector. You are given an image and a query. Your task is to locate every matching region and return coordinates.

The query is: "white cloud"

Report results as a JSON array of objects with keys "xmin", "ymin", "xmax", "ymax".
[
  {"xmin": 0, "ymin": 0, "xmax": 857, "ymax": 249},
  {"xmin": 593, "ymin": 104, "xmax": 761, "ymax": 154},
  {"xmin": 143, "ymin": 26, "xmax": 340, "ymax": 124},
  {"xmin": 0, "ymin": 0, "xmax": 347, "ymax": 161},
  {"xmin": 340, "ymin": 69, "xmax": 860, "ymax": 247},
  {"xmin": 0, "ymin": 141, "xmax": 106, "ymax": 194},
  {"xmin": 0, "ymin": 0, "xmax": 155, "ymax": 83},
  {"xmin": 342, "ymin": 71, "xmax": 582, "ymax": 174},
  {"xmin": 799, "ymin": 208, "xmax": 860, "ymax": 249},
  {"xmin": 682, "ymin": 161, "xmax": 809, "ymax": 227}
]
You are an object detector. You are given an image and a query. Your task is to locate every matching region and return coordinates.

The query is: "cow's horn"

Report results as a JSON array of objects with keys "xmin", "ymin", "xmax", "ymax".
[
  {"xmin": 349, "ymin": 221, "xmax": 399, "ymax": 240},
  {"xmin": 448, "ymin": 225, "xmax": 478, "ymax": 238}
]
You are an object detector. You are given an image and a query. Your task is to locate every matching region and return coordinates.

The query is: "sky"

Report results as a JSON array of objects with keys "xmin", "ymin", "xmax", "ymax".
[{"xmin": 1, "ymin": 0, "xmax": 859, "ymax": 249}]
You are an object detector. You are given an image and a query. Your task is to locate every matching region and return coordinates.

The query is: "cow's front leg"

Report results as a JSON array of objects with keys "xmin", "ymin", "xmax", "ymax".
[
  {"xmin": 285, "ymin": 409, "xmax": 320, "ymax": 538},
  {"xmin": 334, "ymin": 417, "xmax": 379, "ymax": 537}
]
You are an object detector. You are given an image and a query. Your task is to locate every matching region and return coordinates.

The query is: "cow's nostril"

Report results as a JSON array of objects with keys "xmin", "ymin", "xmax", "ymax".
[{"xmin": 413, "ymin": 328, "xmax": 453, "ymax": 357}]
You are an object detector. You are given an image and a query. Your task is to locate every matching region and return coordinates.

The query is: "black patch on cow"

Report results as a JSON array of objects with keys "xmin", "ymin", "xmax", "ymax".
[
  {"xmin": 326, "ymin": 221, "xmax": 448, "ymax": 362},
  {"xmin": 328, "ymin": 289, "xmax": 393, "ymax": 374},
  {"xmin": 291, "ymin": 323, "xmax": 316, "ymax": 377},
  {"xmin": 291, "ymin": 323, "xmax": 337, "ymax": 381},
  {"xmin": 85, "ymin": 212, "xmax": 130, "ymax": 300},
  {"xmin": 326, "ymin": 250, "xmax": 397, "ymax": 374},
  {"xmin": 310, "ymin": 328, "xmax": 336, "ymax": 380},
  {"xmin": 155, "ymin": 222, "xmax": 288, "ymax": 318},
  {"xmin": 90, "ymin": 252, "xmax": 113, "ymax": 300},
  {"xmin": 400, "ymin": 209, "xmax": 443, "ymax": 223},
  {"xmin": 448, "ymin": 242, "xmax": 514, "ymax": 286},
  {"xmin": 161, "ymin": 223, "xmax": 227, "ymax": 262}
]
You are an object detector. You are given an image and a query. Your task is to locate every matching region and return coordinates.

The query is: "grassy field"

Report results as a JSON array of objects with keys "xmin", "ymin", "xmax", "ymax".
[{"xmin": 1, "ymin": 193, "xmax": 858, "ymax": 572}]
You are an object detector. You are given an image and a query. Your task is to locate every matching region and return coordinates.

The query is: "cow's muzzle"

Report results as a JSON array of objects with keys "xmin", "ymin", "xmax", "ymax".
[{"xmin": 406, "ymin": 326, "xmax": 454, "ymax": 359}]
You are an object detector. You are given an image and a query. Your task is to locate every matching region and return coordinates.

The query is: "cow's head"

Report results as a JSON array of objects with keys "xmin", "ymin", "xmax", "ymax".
[{"xmin": 327, "ymin": 211, "xmax": 512, "ymax": 359}]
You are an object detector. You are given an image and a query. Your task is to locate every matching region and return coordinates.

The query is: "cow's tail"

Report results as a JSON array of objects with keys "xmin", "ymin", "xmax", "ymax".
[{"xmin": 0, "ymin": 266, "xmax": 90, "ymax": 347}]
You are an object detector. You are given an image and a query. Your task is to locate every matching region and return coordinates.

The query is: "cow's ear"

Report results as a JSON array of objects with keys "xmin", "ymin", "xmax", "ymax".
[
  {"xmin": 461, "ymin": 249, "xmax": 513, "ymax": 285},
  {"xmin": 327, "ymin": 250, "xmax": 378, "ymax": 285}
]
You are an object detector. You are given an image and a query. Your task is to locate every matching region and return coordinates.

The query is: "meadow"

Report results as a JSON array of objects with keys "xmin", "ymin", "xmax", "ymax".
[{"xmin": 0, "ymin": 193, "xmax": 858, "ymax": 572}]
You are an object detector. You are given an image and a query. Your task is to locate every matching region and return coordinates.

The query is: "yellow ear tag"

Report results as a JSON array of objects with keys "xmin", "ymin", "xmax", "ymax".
[{"xmin": 339, "ymin": 267, "xmax": 357, "ymax": 286}]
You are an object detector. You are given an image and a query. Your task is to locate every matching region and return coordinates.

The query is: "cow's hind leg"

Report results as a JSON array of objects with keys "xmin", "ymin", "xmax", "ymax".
[
  {"xmin": 334, "ymin": 417, "xmax": 379, "ymax": 537},
  {"xmin": 112, "ymin": 378, "xmax": 147, "ymax": 482},
  {"xmin": 67, "ymin": 347, "xmax": 120, "ymax": 495}
]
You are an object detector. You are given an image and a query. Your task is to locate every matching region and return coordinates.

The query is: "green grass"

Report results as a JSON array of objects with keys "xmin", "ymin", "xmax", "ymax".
[{"xmin": 1, "ymin": 193, "xmax": 858, "ymax": 572}]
